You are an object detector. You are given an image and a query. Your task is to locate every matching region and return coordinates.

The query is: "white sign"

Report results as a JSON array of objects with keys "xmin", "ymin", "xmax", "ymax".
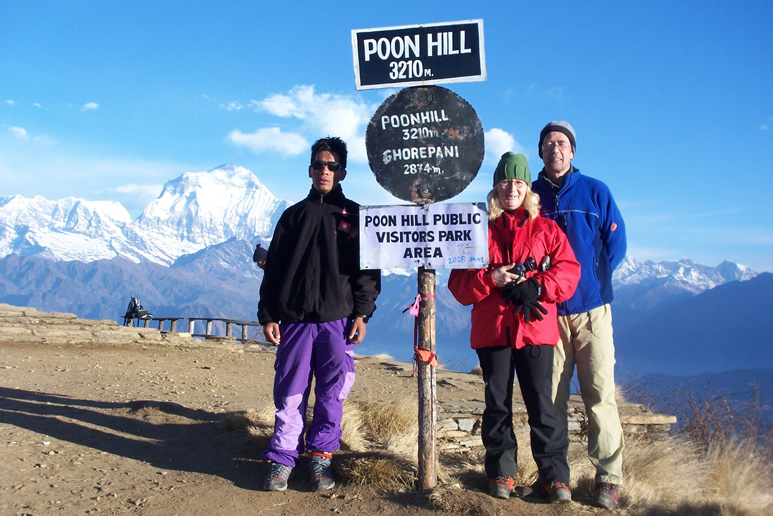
[{"xmin": 360, "ymin": 202, "xmax": 488, "ymax": 269}]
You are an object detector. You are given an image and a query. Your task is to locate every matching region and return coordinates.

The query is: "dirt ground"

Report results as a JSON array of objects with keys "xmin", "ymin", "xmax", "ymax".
[{"xmin": 0, "ymin": 340, "xmax": 601, "ymax": 516}]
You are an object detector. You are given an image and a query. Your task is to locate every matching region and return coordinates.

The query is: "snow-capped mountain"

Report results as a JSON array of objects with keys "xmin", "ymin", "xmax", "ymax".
[
  {"xmin": 0, "ymin": 195, "xmax": 133, "ymax": 262},
  {"xmin": 613, "ymin": 255, "xmax": 756, "ymax": 293},
  {"xmin": 134, "ymin": 164, "xmax": 286, "ymax": 247},
  {"xmin": 610, "ymin": 256, "xmax": 758, "ymax": 333},
  {"xmin": 0, "ymin": 164, "xmax": 290, "ymax": 265}
]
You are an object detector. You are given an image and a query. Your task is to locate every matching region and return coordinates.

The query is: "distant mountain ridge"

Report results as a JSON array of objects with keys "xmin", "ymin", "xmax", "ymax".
[
  {"xmin": 610, "ymin": 256, "xmax": 758, "ymax": 335},
  {"xmin": 616, "ymin": 272, "xmax": 773, "ymax": 376},
  {"xmin": 0, "ymin": 163, "xmax": 766, "ymax": 378}
]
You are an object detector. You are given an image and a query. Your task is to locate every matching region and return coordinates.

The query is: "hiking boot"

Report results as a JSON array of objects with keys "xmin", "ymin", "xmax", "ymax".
[
  {"xmin": 488, "ymin": 476, "xmax": 515, "ymax": 499},
  {"xmin": 545, "ymin": 481, "xmax": 572, "ymax": 504},
  {"xmin": 263, "ymin": 461, "xmax": 293, "ymax": 491},
  {"xmin": 593, "ymin": 482, "xmax": 620, "ymax": 509},
  {"xmin": 309, "ymin": 452, "xmax": 335, "ymax": 492}
]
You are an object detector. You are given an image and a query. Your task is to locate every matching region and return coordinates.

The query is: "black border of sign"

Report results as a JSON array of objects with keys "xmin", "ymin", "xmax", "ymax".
[{"xmin": 351, "ymin": 19, "xmax": 486, "ymax": 91}]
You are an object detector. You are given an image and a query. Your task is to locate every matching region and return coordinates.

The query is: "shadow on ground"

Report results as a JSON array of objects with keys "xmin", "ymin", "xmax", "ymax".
[{"xmin": 0, "ymin": 386, "xmax": 264, "ymax": 490}]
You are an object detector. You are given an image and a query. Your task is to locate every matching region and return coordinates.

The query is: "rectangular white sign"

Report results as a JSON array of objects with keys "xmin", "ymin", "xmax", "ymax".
[{"xmin": 360, "ymin": 202, "xmax": 488, "ymax": 269}]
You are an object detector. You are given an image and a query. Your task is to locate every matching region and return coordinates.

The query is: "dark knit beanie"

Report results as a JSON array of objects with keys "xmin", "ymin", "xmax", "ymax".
[
  {"xmin": 538, "ymin": 121, "xmax": 576, "ymax": 158},
  {"xmin": 493, "ymin": 152, "xmax": 531, "ymax": 186}
]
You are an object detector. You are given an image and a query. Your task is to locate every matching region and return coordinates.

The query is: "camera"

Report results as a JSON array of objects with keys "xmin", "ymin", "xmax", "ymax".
[
  {"xmin": 508, "ymin": 255, "xmax": 552, "ymax": 279},
  {"xmin": 508, "ymin": 257, "xmax": 537, "ymax": 280}
]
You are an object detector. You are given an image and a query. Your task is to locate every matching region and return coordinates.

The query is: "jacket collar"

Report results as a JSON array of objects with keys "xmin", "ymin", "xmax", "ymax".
[
  {"xmin": 538, "ymin": 166, "xmax": 579, "ymax": 191},
  {"xmin": 307, "ymin": 183, "xmax": 346, "ymax": 204},
  {"xmin": 498, "ymin": 207, "xmax": 529, "ymax": 228}
]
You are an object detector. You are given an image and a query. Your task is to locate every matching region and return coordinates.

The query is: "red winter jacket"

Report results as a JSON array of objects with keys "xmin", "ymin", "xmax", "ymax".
[{"xmin": 448, "ymin": 208, "xmax": 580, "ymax": 350}]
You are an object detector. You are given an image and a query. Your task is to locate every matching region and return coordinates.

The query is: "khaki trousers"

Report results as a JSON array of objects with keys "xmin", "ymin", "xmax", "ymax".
[{"xmin": 552, "ymin": 304, "xmax": 624, "ymax": 485}]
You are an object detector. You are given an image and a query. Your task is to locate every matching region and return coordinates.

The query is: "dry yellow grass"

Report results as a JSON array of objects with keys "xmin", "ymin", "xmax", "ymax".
[
  {"xmin": 705, "ymin": 437, "xmax": 773, "ymax": 515},
  {"xmin": 618, "ymin": 436, "xmax": 709, "ymax": 509},
  {"xmin": 336, "ymin": 451, "xmax": 415, "ymax": 490},
  {"xmin": 340, "ymin": 399, "xmax": 367, "ymax": 451},
  {"xmin": 220, "ymin": 392, "xmax": 773, "ymax": 514},
  {"xmin": 358, "ymin": 397, "xmax": 418, "ymax": 447}
]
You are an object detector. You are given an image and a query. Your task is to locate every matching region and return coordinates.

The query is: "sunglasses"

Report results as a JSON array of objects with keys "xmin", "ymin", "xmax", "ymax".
[{"xmin": 311, "ymin": 160, "xmax": 342, "ymax": 172}]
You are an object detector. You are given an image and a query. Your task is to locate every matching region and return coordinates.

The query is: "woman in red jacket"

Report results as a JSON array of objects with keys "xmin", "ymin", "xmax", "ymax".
[{"xmin": 449, "ymin": 152, "xmax": 580, "ymax": 502}]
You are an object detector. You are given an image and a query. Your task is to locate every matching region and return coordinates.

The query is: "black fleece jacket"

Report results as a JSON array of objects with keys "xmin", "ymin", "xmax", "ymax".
[{"xmin": 257, "ymin": 184, "xmax": 381, "ymax": 325}]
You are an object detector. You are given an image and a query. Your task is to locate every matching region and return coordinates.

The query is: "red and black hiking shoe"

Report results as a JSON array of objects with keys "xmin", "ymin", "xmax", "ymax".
[
  {"xmin": 545, "ymin": 481, "xmax": 572, "ymax": 504},
  {"xmin": 593, "ymin": 482, "xmax": 620, "ymax": 509},
  {"xmin": 488, "ymin": 476, "xmax": 515, "ymax": 499}
]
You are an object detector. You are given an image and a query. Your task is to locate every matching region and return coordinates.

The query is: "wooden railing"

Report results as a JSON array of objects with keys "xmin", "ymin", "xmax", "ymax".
[{"xmin": 127, "ymin": 316, "xmax": 265, "ymax": 345}]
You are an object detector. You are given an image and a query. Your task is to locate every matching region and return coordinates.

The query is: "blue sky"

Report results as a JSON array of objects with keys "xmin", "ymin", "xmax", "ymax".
[{"xmin": 1, "ymin": 1, "xmax": 772, "ymax": 272}]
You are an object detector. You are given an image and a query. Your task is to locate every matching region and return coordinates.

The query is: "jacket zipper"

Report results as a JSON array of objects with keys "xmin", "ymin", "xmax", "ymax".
[{"xmin": 307, "ymin": 192, "xmax": 325, "ymax": 311}]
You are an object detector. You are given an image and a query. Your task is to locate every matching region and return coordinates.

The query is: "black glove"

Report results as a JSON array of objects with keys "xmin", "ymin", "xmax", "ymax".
[
  {"xmin": 501, "ymin": 277, "xmax": 541, "ymax": 306},
  {"xmin": 519, "ymin": 300, "xmax": 548, "ymax": 322}
]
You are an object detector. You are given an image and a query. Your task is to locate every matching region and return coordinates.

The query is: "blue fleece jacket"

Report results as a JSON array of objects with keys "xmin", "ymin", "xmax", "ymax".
[{"xmin": 531, "ymin": 167, "xmax": 626, "ymax": 315}]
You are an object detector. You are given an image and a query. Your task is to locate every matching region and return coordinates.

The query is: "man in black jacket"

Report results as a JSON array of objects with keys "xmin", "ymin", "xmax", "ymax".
[{"xmin": 258, "ymin": 137, "xmax": 381, "ymax": 493}]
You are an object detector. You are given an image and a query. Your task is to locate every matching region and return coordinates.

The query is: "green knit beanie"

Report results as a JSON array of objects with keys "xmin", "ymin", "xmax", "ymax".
[{"xmin": 493, "ymin": 152, "xmax": 531, "ymax": 186}]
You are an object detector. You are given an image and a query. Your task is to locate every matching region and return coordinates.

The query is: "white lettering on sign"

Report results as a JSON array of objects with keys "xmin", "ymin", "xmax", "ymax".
[
  {"xmin": 426, "ymin": 31, "xmax": 472, "ymax": 57},
  {"xmin": 362, "ymin": 31, "xmax": 472, "ymax": 61},
  {"xmin": 389, "ymin": 60, "xmax": 429, "ymax": 80},
  {"xmin": 359, "ymin": 203, "xmax": 488, "ymax": 269},
  {"xmin": 403, "ymin": 127, "xmax": 439, "ymax": 140},
  {"xmin": 380, "ymin": 110, "xmax": 450, "ymax": 130},
  {"xmin": 363, "ymin": 35, "xmax": 421, "ymax": 62},
  {"xmin": 382, "ymin": 145, "xmax": 459, "ymax": 163}
]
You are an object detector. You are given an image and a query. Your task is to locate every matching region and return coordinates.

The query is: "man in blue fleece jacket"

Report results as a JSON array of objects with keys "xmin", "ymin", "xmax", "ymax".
[{"xmin": 531, "ymin": 121, "xmax": 626, "ymax": 510}]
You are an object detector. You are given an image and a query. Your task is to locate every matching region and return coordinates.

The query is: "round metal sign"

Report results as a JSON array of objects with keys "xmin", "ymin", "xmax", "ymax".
[{"xmin": 366, "ymin": 86, "xmax": 484, "ymax": 203}]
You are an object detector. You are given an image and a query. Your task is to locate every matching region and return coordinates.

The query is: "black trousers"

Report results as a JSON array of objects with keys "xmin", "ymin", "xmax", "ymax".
[{"xmin": 476, "ymin": 345, "xmax": 570, "ymax": 484}]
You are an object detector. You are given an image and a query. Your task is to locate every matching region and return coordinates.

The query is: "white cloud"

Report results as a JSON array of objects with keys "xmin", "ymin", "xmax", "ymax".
[
  {"xmin": 248, "ymin": 85, "xmax": 376, "ymax": 150},
  {"xmin": 9, "ymin": 126, "xmax": 29, "ymax": 139},
  {"xmin": 221, "ymin": 101, "xmax": 244, "ymax": 112},
  {"xmin": 0, "ymin": 145, "xmax": 189, "ymax": 218},
  {"xmin": 485, "ymin": 128, "xmax": 515, "ymax": 157},
  {"xmin": 546, "ymin": 87, "xmax": 565, "ymax": 100},
  {"xmin": 34, "ymin": 134, "xmax": 56, "ymax": 145},
  {"xmin": 32, "ymin": 102, "xmax": 42, "ymax": 108},
  {"xmin": 484, "ymin": 128, "xmax": 527, "ymax": 166},
  {"xmin": 625, "ymin": 245, "xmax": 686, "ymax": 264},
  {"xmin": 108, "ymin": 183, "xmax": 164, "ymax": 209},
  {"xmin": 4, "ymin": 125, "xmax": 56, "ymax": 144},
  {"xmin": 226, "ymin": 127, "xmax": 308, "ymax": 156},
  {"xmin": 112, "ymin": 183, "xmax": 164, "ymax": 197},
  {"xmin": 226, "ymin": 86, "xmax": 377, "ymax": 163},
  {"xmin": 82, "ymin": 102, "xmax": 99, "ymax": 111},
  {"xmin": 252, "ymin": 95, "xmax": 305, "ymax": 119},
  {"xmin": 5, "ymin": 100, "xmax": 15, "ymax": 106}
]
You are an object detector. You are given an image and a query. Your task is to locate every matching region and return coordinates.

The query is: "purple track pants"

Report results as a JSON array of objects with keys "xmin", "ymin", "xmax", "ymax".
[{"xmin": 263, "ymin": 319, "xmax": 356, "ymax": 467}]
